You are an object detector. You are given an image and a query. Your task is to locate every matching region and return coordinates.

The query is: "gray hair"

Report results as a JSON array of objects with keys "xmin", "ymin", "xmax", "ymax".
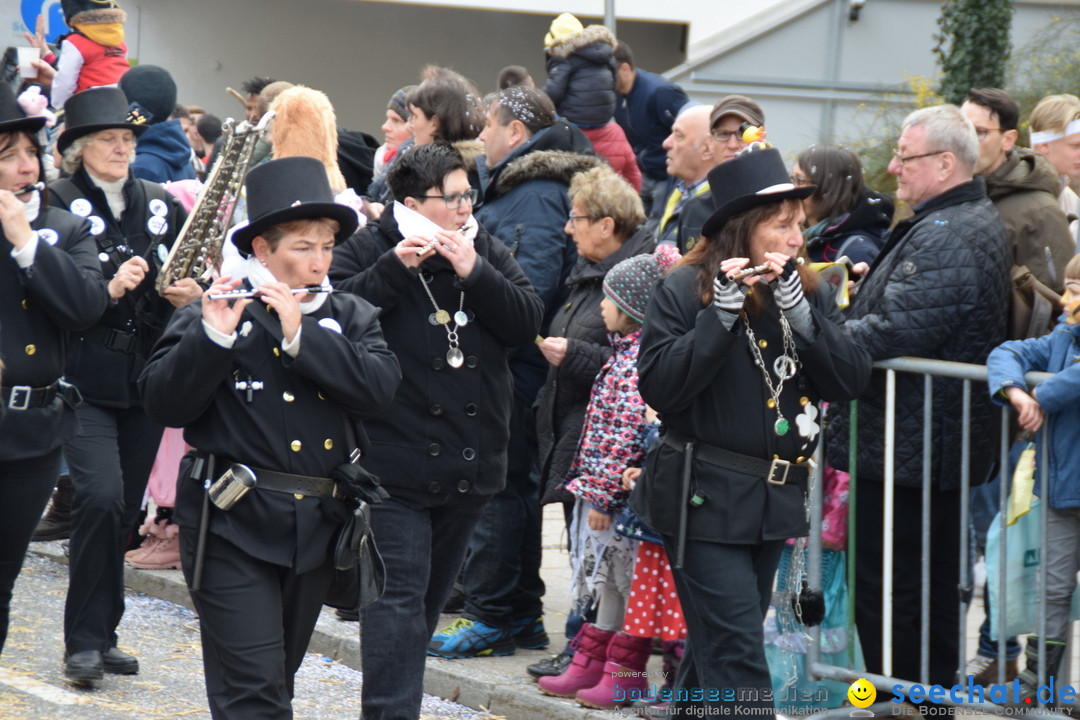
[
  {"xmin": 901, "ymin": 104, "xmax": 978, "ymax": 171},
  {"xmin": 60, "ymin": 132, "xmax": 137, "ymax": 176}
]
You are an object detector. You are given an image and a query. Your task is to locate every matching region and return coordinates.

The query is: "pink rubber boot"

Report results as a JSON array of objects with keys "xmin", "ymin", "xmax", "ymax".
[
  {"xmin": 575, "ymin": 631, "xmax": 653, "ymax": 709},
  {"xmin": 537, "ymin": 623, "xmax": 614, "ymax": 698}
]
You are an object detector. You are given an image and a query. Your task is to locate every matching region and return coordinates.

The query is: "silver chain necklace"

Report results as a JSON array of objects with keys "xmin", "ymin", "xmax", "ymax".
[
  {"xmin": 742, "ymin": 310, "xmax": 801, "ymax": 436},
  {"xmin": 419, "ymin": 274, "xmax": 467, "ymax": 368}
]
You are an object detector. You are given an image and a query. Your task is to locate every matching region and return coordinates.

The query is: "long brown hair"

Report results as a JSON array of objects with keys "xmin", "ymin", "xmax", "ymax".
[{"xmin": 679, "ymin": 199, "xmax": 818, "ymax": 314}]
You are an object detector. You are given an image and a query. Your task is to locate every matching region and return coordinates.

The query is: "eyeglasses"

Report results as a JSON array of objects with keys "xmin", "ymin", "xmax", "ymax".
[
  {"xmin": 567, "ymin": 214, "xmax": 594, "ymax": 227},
  {"xmin": 974, "ymin": 127, "xmax": 1003, "ymax": 141},
  {"xmin": 790, "ymin": 174, "xmax": 815, "ymax": 187},
  {"xmin": 711, "ymin": 129, "xmax": 744, "ymax": 143},
  {"xmin": 891, "ymin": 149, "xmax": 946, "ymax": 168},
  {"xmin": 420, "ymin": 189, "xmax": 478, "ymax": 209}
]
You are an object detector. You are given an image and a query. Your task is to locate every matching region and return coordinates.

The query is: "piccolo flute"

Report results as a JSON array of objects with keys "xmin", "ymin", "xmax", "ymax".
[
  {"xmin": 14, "ymin": 182, "xmax": 45, "ymax": 197},
  {"xmin": 416, "ymin": 222, "xmax": 475, "ymax": 257},
  {"xmin": 729, "ymin": 256, "xmax": 804, "ymax": 281},
  {"xmin": 208, "ymin": 286, "xmax": 332, "ymax": 301}
]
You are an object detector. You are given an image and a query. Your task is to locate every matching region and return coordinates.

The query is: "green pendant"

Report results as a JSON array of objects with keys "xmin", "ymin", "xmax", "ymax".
[{"xmin": 774, "ymin": 418, "xmax": 790, "ymax": 436}]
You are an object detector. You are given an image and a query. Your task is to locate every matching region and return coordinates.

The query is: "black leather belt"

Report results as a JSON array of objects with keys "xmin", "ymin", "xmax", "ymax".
[
  {"xmin": 662, "ymin": 429, "xmax": 809, "ymax": 486},
  {"xmin": 87, "ymin": 325, "xmax": 138, "ymax": 354},
  {"xmin": 2, "ymin": 380, "xmax": 60, "ymax": 410},
  {"xmin": 252, "ymin": 467, "xmax": 337, "ymax": 498}
]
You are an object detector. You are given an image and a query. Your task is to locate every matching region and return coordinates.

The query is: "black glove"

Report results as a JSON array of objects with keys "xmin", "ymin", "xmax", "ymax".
[{"xmin": 330, "ymin": 463, "xmax": 390, "ymax": 507}]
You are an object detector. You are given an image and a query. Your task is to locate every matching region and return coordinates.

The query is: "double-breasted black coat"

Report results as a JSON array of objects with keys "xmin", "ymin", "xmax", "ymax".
[
  {"xmin": 49, "ymin": 167, "xmax": 186, "ymax": 407},
  {"xmin": 633, "ymin": 265, "xmax": 872, "ymax": 544},
  {"xmin": 0, "ymin": 205, "xmax": 107, "ymax": 458},
  {"xmin": 139, "ymin": 292, "xmax": 401, "ymax": 572},
  {"xmin": 329, "ymin": 210, "xmax": 544, "ymax": 507}
]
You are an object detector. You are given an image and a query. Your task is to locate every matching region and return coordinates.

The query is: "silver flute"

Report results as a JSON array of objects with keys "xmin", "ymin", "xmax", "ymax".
[
  {"xmin": 208, "ymin": 286, "xmax": 332, "ymax": 301},
  {"xmin": 13, "ymin": 182, "xmax": 45, "ymax": 197},
  {"xmin": 729, "ymin": 256, "xmax": 804, "ymax": 281},
  {"xmin": 416, "ymin": 222, "xmax": 474, "ymax": 257}
]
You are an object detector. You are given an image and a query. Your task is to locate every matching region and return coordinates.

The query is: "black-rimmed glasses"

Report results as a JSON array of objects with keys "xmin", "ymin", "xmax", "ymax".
[
  {"xmin": 421, "ymin": 189, "xmax": 479, "ymax": 209},
  {"xmin": 891, "ymin": 149, "xmax": 947, "ymax": 167}
]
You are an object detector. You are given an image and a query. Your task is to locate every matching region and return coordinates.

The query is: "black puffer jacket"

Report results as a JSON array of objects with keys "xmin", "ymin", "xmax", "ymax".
[
  {"xmin": 826, "ymin": 179, "xmax": 1010, "ymax": 489},
  {"xmin": 541, "ymin": 24, "xmax": 617, "ymax": 128},
  {"xmin": 536, "ymin": 226, "xmax": 655, "ymax": 504}
]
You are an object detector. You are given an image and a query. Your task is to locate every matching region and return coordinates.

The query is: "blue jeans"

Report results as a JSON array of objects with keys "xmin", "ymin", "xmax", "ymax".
[
  {"xmin": 360, "ymin": 495, "xmax": 486, "ymax": 720},
  {"xmin": 461, "ymin": 395, "xmax": 544, "ymax": 628}
]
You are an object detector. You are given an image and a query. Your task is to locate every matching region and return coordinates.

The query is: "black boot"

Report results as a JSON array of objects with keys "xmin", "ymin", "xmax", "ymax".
[
  {"xmin": 1016, "ymin": 636, "xmax": 1067, "ymax": 707},
  {"xmin": 32, "ymin": 475, "xmax": 74, "ymax": 541}
]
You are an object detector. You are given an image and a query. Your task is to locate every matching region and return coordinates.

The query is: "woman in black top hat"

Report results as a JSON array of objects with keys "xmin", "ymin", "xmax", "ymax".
[
  {"xmin": 46, "ymin": 86, "xmax": 193, "ymax": 682},
  {"xmin": 631, "ymin": 146, "xmax": 871, "ymax": 715},
  {"xmin": 140, "ymin": 156, "xmax": 400, "ymax": 720},
  {"xmin": 0, "ymin": 83, "xmax": 108, "ymax": 657}
]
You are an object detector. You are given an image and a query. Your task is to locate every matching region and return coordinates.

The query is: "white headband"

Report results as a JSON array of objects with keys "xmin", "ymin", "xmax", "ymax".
[{"xmin": 1030, "ymin": 118, "xmax": 1080, "ymax": 146}]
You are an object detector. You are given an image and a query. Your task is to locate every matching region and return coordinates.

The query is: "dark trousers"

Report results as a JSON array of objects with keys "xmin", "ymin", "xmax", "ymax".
[
  {"xmin": 0, "ymin": 448, "xmax": 63, "ymax": 654},
  {"xmin": 462, "ymin": 395, "xmax": 544, "ymax": 627},
  {"xmin": 179, "ymin": 527, "xmax": 334, "ymax": 719},
  {"xmin": 854, "ymin": 481, "xmax": 961, "ymax": 686},
  {"xmin": 663, "ymin": 534, "xmax": 784, "ymax": 716},
  {"xmin": 361, "ymin": 495, "xmax": 486, "ymax": 720},
  {"xmin": 63, "ymin": 403, "xmax": 162, "ymax": 653}
]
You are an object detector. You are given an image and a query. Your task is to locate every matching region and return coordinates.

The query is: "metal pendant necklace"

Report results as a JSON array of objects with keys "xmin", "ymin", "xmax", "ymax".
[
  {"xmin": 742, "ymin": 309, "xmax": 801, "ymax": 436},
  {"xmin": 419, "ymin": 273, "xmax": 468, "ymax": 368}
]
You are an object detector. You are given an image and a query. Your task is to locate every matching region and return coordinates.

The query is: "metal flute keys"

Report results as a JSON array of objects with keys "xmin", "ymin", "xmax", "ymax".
[
  {"xmin": 729, "ymin": 256, "xmax": 804, "ymax": 282},
  {"xmin": 207, "ymin": 286, "xmax": 332, "ymax": 301},
  {"xmin": 13, "ymin": 182, "xmax": 45, "ymax": 197},
  {"xmin": 416, "ymin": 222, "xmax": 475, "ymax": 257}
]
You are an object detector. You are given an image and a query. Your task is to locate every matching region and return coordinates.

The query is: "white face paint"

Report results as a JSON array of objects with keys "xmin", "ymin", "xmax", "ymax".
[{"xmin": 70, "ymin": 198, "xmax": 92, "ymax": 217}]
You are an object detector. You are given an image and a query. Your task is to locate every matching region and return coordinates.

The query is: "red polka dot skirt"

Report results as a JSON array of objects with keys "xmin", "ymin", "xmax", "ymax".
[{"xmin": 622, "ymin": 540, "xmax": 687, "ymax": 641}]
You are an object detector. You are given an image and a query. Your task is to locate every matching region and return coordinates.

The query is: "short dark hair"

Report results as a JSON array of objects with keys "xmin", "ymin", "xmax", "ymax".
[
  {"xmin": 172, "ymin": 103, "xmax": 189, "ymax": 120},
  {"xmin": 196, "ymin": 114, "xmax": 223, "ymax": 144},
  {"xmin": 964, "ymin": 87, "xmax": 1019, "ymax": 131},
  {"xmin": 613, "ymin": 41, "xmax": 635, "ymax": 69},
  {"xmin": 491, "ymin": 86, "xmax": 556, "ymax": 136},
  {"xmin": 795, "ymin": 145, "xmax": 865, "ymax": 223},
  {"xmin": 497, "ymin": 65, "xmax": 532, "ymax": 90},
  {"xmin": 408, "ymin": 68, "xmax": 484, "ymax": 143},
  {"xmin": 241, "ymin": 76, "xmax": 276, "ymax": 96},
  {"xmin": 387, "ymin": 142, "xmax": 467, "ymax": 201}
]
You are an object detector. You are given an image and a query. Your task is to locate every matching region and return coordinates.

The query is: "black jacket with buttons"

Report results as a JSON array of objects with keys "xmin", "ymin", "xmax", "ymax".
[
  {"xmin": 0, "ymin": 205, "xmax": 107, "ymax": 460},
  {"xmin": 48, "ymin": 167, "xmax": 186, "ymax": 408},
  {"xmin": 330, "ymin": 210, "xmax": 544, "ymax": 507},
  {"xmin": 139, "ymin": 292, "xmax": 400, "ymax": 572}
]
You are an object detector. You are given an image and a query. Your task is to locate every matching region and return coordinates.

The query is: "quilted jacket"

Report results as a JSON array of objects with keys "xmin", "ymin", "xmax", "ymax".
[{"xmin": 826, "ymin": 179, "xmax": 1010, "ymax": 489}]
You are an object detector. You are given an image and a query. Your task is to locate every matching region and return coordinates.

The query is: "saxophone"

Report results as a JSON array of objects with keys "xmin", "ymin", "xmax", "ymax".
[{"xmin": 155, "ymin": 111, "xmax": 275, "ymax": 293}]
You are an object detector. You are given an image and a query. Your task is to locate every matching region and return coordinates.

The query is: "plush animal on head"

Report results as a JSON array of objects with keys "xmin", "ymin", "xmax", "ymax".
[
  {"xmin": 18, "ymin": 86, "xmax": 57, "ymax": 127},
  {"xmin": 270, "ymin": 85, "xmax": 347, "ymax": 194}
]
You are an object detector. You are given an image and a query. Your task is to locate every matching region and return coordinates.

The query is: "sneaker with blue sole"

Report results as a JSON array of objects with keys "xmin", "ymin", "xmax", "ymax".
[
  {"xmin": 511, "ymin": 616, "xmax": 549, "ymax": 649},
  {"xmin": 428, "ymin": 617, "xmax": 515, "ymax": 658}
]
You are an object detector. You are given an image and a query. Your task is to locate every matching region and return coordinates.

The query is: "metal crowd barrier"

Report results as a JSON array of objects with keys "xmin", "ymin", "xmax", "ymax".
[{"xmin": 801, "ymin": 356, "xmax": 1066, "ymax": 719}]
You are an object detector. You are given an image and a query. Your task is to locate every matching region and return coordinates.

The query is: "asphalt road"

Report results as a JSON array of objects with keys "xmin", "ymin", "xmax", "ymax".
[{"xmin": 1, "ymin": 553, "xmax": 498, "ymax": 720}]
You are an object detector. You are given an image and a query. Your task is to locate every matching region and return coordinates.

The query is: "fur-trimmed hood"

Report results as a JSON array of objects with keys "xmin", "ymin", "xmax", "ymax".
[
  {"xmin": 453, "ymin": 138, "xmax": 484, "ymax": 173},
  {"xmin": 66, "ymin": 7, "xmax": 126, "ymax": 26},
  {"xmin": 496, "ymin": 149, "xmax": 603, "ymax": 196},
  {"xmin": 546, "ymin": 24, "xmax": 616, "ymax": 60}
]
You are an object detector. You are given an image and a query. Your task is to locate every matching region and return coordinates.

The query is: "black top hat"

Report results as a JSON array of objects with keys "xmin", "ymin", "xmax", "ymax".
[
  {"xmin": 231, "ymin": 157, "xmax": 359, "ymax": 256},
  {"xmin": 57, "ymin": 86, "xmax": 147, "ymax": 154},
  {"xmin": 0, "ymin": 84, "xmax": 46, "ymax": 137},
  {"xmin": 700, "ymin": 147, "xmax": 816, "ymax": 238}
]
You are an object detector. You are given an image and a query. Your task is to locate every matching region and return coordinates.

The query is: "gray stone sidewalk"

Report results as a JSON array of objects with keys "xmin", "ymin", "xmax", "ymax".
[{"xmin": 30, "ymin": 504, "xmax": 667, "ymax": 720}]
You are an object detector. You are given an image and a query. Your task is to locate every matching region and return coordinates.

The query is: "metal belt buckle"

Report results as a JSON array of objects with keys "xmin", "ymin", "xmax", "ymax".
[
  {"xmin": 766, "ymin": 458, "xmax": 790, "ymax": 486},
  {"xmin": 8, "ymin": 385, "xmax": 32, "ymax": 411}
]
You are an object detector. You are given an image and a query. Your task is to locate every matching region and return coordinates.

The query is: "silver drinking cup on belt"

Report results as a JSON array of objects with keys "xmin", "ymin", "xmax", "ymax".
[{"xmin": 208, "ymin": 464, "xmax": 257, "ymax": 510}]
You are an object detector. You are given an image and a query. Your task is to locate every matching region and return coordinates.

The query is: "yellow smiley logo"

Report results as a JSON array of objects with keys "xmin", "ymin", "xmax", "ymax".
[{"xmin": 848, "ymin": 678, "xmax": 876, "ymax": 709}]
